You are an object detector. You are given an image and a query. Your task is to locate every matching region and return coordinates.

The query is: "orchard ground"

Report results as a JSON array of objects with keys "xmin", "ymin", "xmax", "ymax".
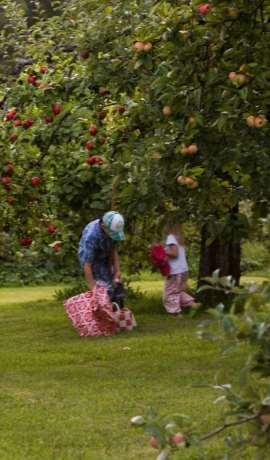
[{"xmin": 0, "ymin": 274, "xmax": 268, "ymax": 460}]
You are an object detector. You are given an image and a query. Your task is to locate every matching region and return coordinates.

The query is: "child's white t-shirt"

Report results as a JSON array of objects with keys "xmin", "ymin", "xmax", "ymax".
[{"xmin": 165, "ymin": 234, "xmax": 188, "ymax": 275}]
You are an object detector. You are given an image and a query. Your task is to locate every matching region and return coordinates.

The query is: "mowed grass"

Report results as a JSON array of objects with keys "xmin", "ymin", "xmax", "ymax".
[{"xmin": 0, "ymin": 279, "xmax": 257, "ymax": 460}]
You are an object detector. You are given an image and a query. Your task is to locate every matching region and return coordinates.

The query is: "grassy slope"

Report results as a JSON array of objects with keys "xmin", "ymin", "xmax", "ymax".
[{"xmin": 0, "ymin": 279, "xmax": 260, "ymax": 460}]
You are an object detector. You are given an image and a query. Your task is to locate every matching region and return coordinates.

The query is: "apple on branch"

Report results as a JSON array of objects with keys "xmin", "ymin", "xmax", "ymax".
[
  {"xmin": 31, "ymin": 176, "xmax": 41, "ymax": 186},
  {"xmin": 163, "ymin": 105, "xmax": 172, "ymax": 117},
  {"xmin": 197, "ymin": 3, "xmax": 212, "ymax": 16},
  {"xmin": 52, "ymin": 103, "xmax": 61, "ymax": 115},
  {"xmin": 89, "ymin": 125, "xmax": 98, "ymax": 135},
  {"xmin": 6, "ymin": 108, "xmax": 17, "ymax": 121},
  {"xmin": 170, "ymin": 432, "xmax": 186, "ymax": 447}
]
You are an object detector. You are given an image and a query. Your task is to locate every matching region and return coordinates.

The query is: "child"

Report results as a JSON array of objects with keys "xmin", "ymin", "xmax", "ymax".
[{"xmin": 163, "ymin": 222, "xmax": 195, "ymax": 315}]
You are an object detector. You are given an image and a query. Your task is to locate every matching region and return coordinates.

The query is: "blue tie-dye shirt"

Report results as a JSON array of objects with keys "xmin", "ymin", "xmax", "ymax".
[{"xmin": 78, "ymin": 219, "xmax": 114, "ymax": 286}]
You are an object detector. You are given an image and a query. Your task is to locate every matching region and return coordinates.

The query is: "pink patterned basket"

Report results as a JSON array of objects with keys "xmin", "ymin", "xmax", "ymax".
[
  {"xmin": 113, "ymin": 305, "xmax": 137, "ymax": 332},
  {"xmin": 64, "ymin": 285, "xmax": 117, "ymax": 337}
]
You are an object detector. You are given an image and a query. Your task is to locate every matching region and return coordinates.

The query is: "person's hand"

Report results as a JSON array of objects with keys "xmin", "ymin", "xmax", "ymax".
[{"xmin": 113, "ymin": 272, "xmax": 121, "ymax": 284}]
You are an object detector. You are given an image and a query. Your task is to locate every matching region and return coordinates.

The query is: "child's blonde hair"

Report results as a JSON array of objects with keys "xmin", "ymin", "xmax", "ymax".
[{"xmin": 164, "ymin": 221, "xmax": 185, "ymax": 246}]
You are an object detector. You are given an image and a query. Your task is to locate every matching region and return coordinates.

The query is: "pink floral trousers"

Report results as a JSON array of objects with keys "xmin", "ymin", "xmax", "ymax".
[{"xmin": 163, "ymin": 272, "xmax": 195, "ymax": 314}]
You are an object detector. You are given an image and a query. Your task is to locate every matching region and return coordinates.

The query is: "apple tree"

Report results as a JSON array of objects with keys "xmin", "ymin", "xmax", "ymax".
[
  {"xmin": 72, "ymin": 0, "xmax": 270, "ymax": 285},
  {"xmin": 1, "ymin": 0, "xmax": 270, "ymax": 285}
]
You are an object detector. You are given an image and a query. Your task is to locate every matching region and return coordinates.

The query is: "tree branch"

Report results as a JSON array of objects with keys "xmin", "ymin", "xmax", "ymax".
[{"xmin": 200, "ymin": 413, "xmax": 260, "ymax": 442}]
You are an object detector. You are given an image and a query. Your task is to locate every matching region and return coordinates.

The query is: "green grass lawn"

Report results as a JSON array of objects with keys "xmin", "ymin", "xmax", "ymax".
[{"xmin": 0, "ymin": 279, "xmax": 260, "ymax": 460}]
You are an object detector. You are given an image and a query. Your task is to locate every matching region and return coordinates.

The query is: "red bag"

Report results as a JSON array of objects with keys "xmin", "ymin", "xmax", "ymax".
[
  {"xmin": 113, "ymin": 305, "xmax": 137, "ymax": 332},
  {"xmin": 149, "ymin": 243, "xmax": 170, "ymax": 277},
  {"xmin": 64, "ymin": 285, "xmax": 117, "ymax": 337}
]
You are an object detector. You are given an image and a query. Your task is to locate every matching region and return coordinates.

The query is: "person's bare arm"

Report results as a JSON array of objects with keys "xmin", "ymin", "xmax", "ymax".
[
  {"xmin": 83, "ymin": 262, "xmax": 96, "ymax": 290},
  {"xmin": 165, "ymin": 244, "xmax": 178, "ymax": 258}
]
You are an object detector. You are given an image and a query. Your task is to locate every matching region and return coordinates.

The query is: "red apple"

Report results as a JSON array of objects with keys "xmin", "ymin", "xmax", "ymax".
[
  {"xmin": 40, "ymin": 66, "xmax": 49, "ymax": 74},
  {"xmin": 52, "ymin": 103, "xmax": 61, "ymax": 115},
  {"xmin": 44, "ymin": 115, "xmax": 54, "ymax": 124},
  {"xmin": 170, "ymin": 432, "xmax": 186, "ymax": 446},
  {"xmin": 47, "ymin": 224, "xmax": 57, "ymax": 234},
  {"xmin": 27, "ymin": 74, "xmax": 37, "ymax": 85},
  {"xmin": 6, "ymin": 196, "xmax": 14, "ymax": 205},
  {"xmin": 4, "ymin": 162, "xmax": 14, "ymax": 176},
  {"xmin": 85, "ymin": 140, "xmax": 94, "ymax": 150},
  {"xmin": 86, "ymin": 155, "xmax": 103, "ymax": 165},
  {"xmin": 89, "ymin": 125, "xmax": 98, "ymax": 135},
  {"xmin": 10, "ymin": 133, "xmax": 18, "ymax": 142},
  {"xmin": 6, "ymin": 109, "xmax": 17, "ymax": 121},
  {"xmin": 1, "ymin": 176, "xmax": 11, "ymax": 187},
  {"xmin": 12, "ymin": 119, "xmax": 22, "ymax": 127},
  {"xmin": 228, "ymin": 71, "xmax": 237, "ymax": 81},
  {"xmin": 31, "ymin": 176, "xmax": 41, "ymax": 186},
  {"xmin": 20, "ymin": 236, "xmax": 32, "ymax": 247},
  {"xmin": 22, "ymin": 119, "xmax": 34, "ymax": 128},
  {"xmin": 197, "ymin": 3, "xmax": 212, "ymax": 15},
  {"xmin": 149, "ymin": 436, "xmax": 159, "ymax": 449},
  {"xmin": 53, "ymin": 243, "xmax": 61, "ymax": 253},
  {"xmin": 117, "ymin": 105, "xmax": 126, "ymax": 114}
]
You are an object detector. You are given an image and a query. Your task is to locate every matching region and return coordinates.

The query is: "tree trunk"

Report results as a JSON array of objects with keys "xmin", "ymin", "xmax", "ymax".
[
  {"xmin": 198, "ymin": 207, "xmax": 241, "ymax": 306},
  {"xmin": 39, "ymin": 0, "xmax": 54, "ymax": 16}
]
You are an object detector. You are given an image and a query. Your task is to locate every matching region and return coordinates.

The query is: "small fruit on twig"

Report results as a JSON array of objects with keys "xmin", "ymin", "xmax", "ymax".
[
  {"xmin": 170, "ymin": 432, "xmax": 186, "ymax": 447},
  {"xmin": 20, "ymin": 236, "xmax": 32, "ymax": 247},
  {"xmin": 44, "ymin": 115, "xmax": 54, "ymax": 124},
  {"xmin": 86, "ymin": 155, "xmax": 103, "ymax": 165},
  {"xmin": 163, "ymin": 105, "xmax": 172, "ymax": 117},
  {"xmin": 40, "ymin": 66, "xmax": 49, "ymax": 74},
  {"xmin": 47, "ymin": 224, "xmax": 57, "ymax": 234},
  {"xmin": 144, "ymin": 42, "xmax": 153, "ymax": 52},
  {"xmin": 149, "ymin": 436, "xmax": 159, "ymax": 449},
  {"xmin": 246, "ymin": 115, "xmax": 267, "ymax": 128},
  {"xmin": 10, "ymin": 133, "xmax": 18, "ymax": 142},
  {"xmin": 6, "ymin": 196, "xmax": 14, "ymax": 205},
  {"xmin": 6, "ymin": 109, "xmax": 17, "ymax": 121},
  {"xmin": 246, "ymin": 115, "xmax": 256, "ymax": 127},
  {"xmin": 1, "ymin": 176, "xmax": 11, "ymax": 187},
  {"xmin": 27, "ymin": 74, "xmax": 38, "ymax": 86},
  {"xmin": 52, "ymin": 103, "xmax": 61, "ymax": 115},
  {"xmin": 22, "ymin": 119, "xmax": 34, "ymax": 128},
  {"xmin": 89, "ymin": 125, "xmax": 98, "ymax": 135},
  {"xmin": 85, "ymin": 140, "xmax": 94, "ymax": 150},
  {"xmin": 254, "ymin": 115, "xmax": 267, "ymax": 128},
  {"xmin": 187, "ymin": 144, "xmax": 198, "ymax": 154},
  {"xmin": 13, "ymin": 119, "xmax": 22, "ymax": 127},
  {"xmin": 197, "ymin": 3, "xmax": 212, "ymax": 16},
  {"xmin": 31, "ymin": 176, "xmax": 41, "ymax": 186},
  {"xmin": 133, "ymin": 41, "xmax": 145, "ymax": 51}
]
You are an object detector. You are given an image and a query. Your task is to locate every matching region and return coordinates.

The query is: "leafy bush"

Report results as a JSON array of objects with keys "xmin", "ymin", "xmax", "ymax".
[
  {"xmin": 241, "ymin": 240, "xmax": 270, "ymax": 273},
  {"xmin": 131, "ymin": 273, "xmax": 270, "ymax": 459}
]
